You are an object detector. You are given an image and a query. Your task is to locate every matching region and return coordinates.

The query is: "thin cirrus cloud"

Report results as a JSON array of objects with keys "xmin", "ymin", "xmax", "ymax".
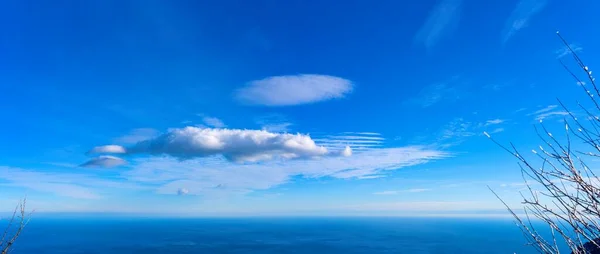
[
  {"xmin": 406, "ymin": 77, "xmax": 462, "ymax": 108},
  {"xmin": 502, "ymin": 0, "xmax": 548, "ymax": 43},
  {"xmin": 85, "ymin": 127, "xmax": 351, "ymax": 164},
  {"xmin": 123, "ymin": 146, "xmax": 449, "ymax": 196},
  {"xmin": 234, "ymin": 74, "xmax": 353, "ymax": 106},
  {"xmin": 527, "ymin": 105, "xmax": 569, "ymax": 121},
  {"xmin": 113, "ymin": 128, "xmax": 159, "ymax": 144},
  {"xmin": 485, "ymin": 119, "xmax": 504, "ymax": 126},
  {"xmin": 414, "ymin": 0, "xmax": 463, "ymax": 49},
  {"xmin": 0, "ymin": 166, "xmax": 145, "ymax": 199},
  {"xmin": 255, "ymin": 114, "xmax": 293, "ymax": 133},
  {"xmin": 555, "ymin": 44, "xmax": 583, "ymax": 59}
]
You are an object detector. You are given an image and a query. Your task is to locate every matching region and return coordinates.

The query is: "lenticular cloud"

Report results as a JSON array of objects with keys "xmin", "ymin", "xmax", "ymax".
[
  {"xmin": 86, "ymin": 127, "xmax": 341, "ymax": 163},
  {"xmin": 235, "ymin": 74, "xmax": 353, "ymax": 106},
  {"xmin": 80, "ymin": 155, "xmax": 127, "ymax": 168}
]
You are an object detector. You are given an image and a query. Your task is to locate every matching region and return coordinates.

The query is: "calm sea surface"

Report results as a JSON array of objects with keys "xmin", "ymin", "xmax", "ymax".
[{"xmin": 8, "ymin": 217, "xmax": 554, "ymax": 253}]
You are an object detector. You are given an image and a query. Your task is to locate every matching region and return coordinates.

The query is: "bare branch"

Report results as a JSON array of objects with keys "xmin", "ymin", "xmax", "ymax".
[
  {"xmin": 1, "ymin": 198, "xmax": 32, "ymax": 254},
  {"xmin": 489, "ymin": 32, "xmax": 600, "ymax": 254}
]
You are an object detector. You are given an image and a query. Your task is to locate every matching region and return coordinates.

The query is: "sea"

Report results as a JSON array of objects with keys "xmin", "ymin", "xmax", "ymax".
[{"xmin": 8, "ymin": 217, "xmax": 558, "ymax": 253}]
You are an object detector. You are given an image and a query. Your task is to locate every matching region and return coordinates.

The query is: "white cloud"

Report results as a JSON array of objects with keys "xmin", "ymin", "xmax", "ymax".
[
  {"xmin": 234, "ymin": 74, "xmax": 353, "ymax": 106},
  {"xmin": 341, "ymin": 146, "xmax": 352, "ymax": 157},
  {"xmin": 485, "ymin": 119, "xmax": 504, "ymax": 126},
  {"xmin": 502, "ymin": 0, "xmax": 548, "ymax": 43},
  {"xmin": 114, "ymin": 128, "xmax": 158, "ymax": 144},
  {"xmin": 124, "ymin": 146, "xmax": 449, "ymax": 196},
  {"xmin": 527, "ymin": 105, "xmax": 569, "ymax": 121},
  {"xmin": 555, "ymin": 44, "xmax": 583, "ymax": 59},
  {"xmin": 87, "ymin": 127, "xmax": 333, "ymax": 163},
  {"xmin": 414, "ymin": 0, "xmax": 463, "ymax": 48},
  {"xmin": 201, "ymin": 116, "xmax": 226, "ymax": 128},
  {"xmin": 87, "ymin": 145, "xmax": 126, "ymax": 154},
  {"xmin": 80, "ymin": 156, "xmax": 127, "ymax": 168}
]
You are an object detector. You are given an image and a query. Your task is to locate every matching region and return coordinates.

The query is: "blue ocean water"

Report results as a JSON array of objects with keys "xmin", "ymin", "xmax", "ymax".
[{"xmin": 9, "ymin": 217, "xmax": 547, "ymax": 253}]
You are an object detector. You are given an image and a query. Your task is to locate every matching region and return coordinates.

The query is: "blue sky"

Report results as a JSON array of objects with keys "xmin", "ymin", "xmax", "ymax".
[{"xmin": 1, "ymin": 0, "xmax": 600, "ymax": 216}]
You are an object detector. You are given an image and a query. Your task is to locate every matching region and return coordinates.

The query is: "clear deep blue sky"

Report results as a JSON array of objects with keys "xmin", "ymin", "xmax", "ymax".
[{"xmin": 1, "ymin": 0, "xmax": 600, "ymax": 216}]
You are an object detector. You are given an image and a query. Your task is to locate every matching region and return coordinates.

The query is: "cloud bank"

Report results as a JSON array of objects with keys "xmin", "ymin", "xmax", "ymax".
[
  {"xmin": 235, "ymin": 74, "xmax": 353, "ymax": 106},
  {"xmin": 125, "ymin": 146, "xmax": 449, "ymax": 196}
]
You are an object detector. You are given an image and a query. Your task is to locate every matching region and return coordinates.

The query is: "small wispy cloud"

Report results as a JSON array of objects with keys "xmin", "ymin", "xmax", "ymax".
[
  {"xmin": 439, "ymin": 118, "xmax": 475, "ymax": 140},
  {"xmin": 555, "ymin": 44, "xmax": 583, "ymax": 59},
  {"xmin": 414, "ymin": 0, "xmax": 463, "ymax": 49},
  {"xmin": 407, "ymin": 81, "xmax": 461, "ymax": 108},
  {"xmin": 489, "ymin": 128, "xmax": 505, "ymax": 134},
  {"xmin": 373, "ymin": 190, "xmax": 399, "ymax": 195},
  {"xmin": 535, "ymin": 111, "xmax": 569, "ymax": 121},
  {"xmin": 201, "ymin": 116, "xmax": 227, "ymax": 128},
  {"xmin": 255, "ymin": 114, "xmax": 293, "ymax": 133},
  {"xmin": 502, "ymin": 0, "xmax": 548, "ymax": 43},
  {"xmin": 235, "ymin": 74, "xmax": 353, "ymax": 106},
  {"xmin": 529, "ymin": 105, "xmax": 557, "ymax": 115},
  {"xmin": 114, "ymin": 128, "xmax": 158, "ymax": 144},
  {"xmin": 483, "ymin": 83, "xmax": 505, "ymax": 91},
  {"xmin": 485, "ymin": 119, "xmax": 505, "ymax": 126},
  {"xmin": 432, "ymin": 117, "xmax": 508, "ymax": 146},
  {"xmin": 527, "ymin": 105, "xmax": 569, "ymax": 121}
]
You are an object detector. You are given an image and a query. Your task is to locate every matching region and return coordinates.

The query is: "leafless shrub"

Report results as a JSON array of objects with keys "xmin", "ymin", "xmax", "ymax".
[
  {"xmin": 1, "ymin": 199, "xmax": 32, "ymax": 254},
  {"xmin": 488, "ymin": 32, "xmax": 600, "ymax": 254}
]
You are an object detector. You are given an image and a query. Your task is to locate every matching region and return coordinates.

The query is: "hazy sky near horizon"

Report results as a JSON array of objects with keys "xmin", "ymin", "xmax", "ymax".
[{"xmin": 2, "ymin": 0, "xmax": 600, "ymax": 215}]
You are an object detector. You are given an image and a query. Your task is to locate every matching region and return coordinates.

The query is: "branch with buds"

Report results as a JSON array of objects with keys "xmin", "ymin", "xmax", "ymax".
[{"xmin": 487, "ymin": 32, "xmax": 600, "ymax": 254}]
